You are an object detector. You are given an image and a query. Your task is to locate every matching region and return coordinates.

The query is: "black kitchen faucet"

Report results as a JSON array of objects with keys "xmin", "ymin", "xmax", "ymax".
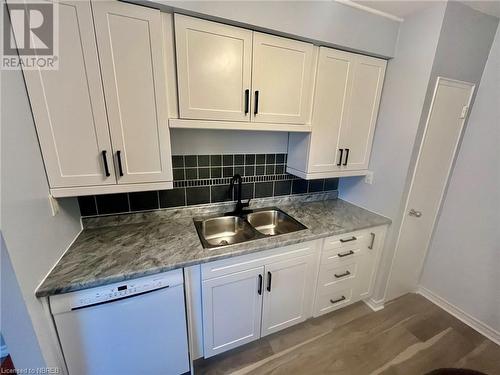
[{"xmin": 226, "ymin": 174, "xmax": 251, "ymax": 216}]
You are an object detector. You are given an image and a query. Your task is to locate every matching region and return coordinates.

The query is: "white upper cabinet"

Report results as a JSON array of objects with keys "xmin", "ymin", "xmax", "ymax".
[
  {"xmin": 251, "ymin": 33, "xmax": 315, "ymax": 125},
  {"xmin": 287, "ymin": 47, "xmax": 386, "ymax": 179},
  {"xmin": 174, "ymin": 14, "xmax": 253, "ymax": 122},
  {"xmin": 16, "ymin": 0, "xmax": 174, "ymax": 196},
  {"xmin": 92, "ymin": 1, "xmax": 173, "ymax": 184},
  {"xmin": 306, "ymin": 49, "xmax": 353, "ymax": 174},
  {"xmin": 173, "ymin": 15, "xmax": 316, "ymax": 130},
  {"xmin": 341, "ymin": 55, "xmax": 386, "ymax": 171},
  {"xmin": 18, "ymin": 1, "xmax": 116, "ymax": 188}
]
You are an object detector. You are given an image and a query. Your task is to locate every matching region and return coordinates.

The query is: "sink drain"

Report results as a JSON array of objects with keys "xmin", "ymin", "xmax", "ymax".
[{"xmin": 219, "ymin": 240, "xmax": 229, "ymax": 246}]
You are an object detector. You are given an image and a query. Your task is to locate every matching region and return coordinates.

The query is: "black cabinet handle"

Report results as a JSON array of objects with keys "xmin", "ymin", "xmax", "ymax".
[
  {"xmin": 266, "ymin": 271, "xmax": 272, "ymax": 292},
  {"xmin": 343, "ymin": 148, "xmax": 350, "ymax": 166},
  {"xmin": 340, "ymin": 236, "xmax": 357, "ymax": 243},
  {"xmin": 337, "ymin": 149, "xmax": 344, "ymax": 166},
  {"xmin": 334, "ymin": 270, "xmax": 351, "ymax": 279},
  {"xmin": 337, "ymin": 250, "xmax": 354, "ymax": 258},
  {"xmin": 330, "ymin": 296, "xmax": 346, "ymax": 304},
  {"xmin": 368, "ymin": 232, "xmax": 375, "ymax": 250},
  {"xmin": 244, "ymin": 89, "xmax": 249, "ymax": 115},
  {"xmin": 101, "ymin": 150, "xmax": 110, "ymax": 177},
  {"xmin": 258, "ymin": 274, "xmax": 263, "ymax": 295},
  {"xmin": 117, "ymin": 150, "xmax": 124, "ymax": 177},
  {"xmin": 254, "ymin": 91, "xmax": 259, "ymax": 115}
]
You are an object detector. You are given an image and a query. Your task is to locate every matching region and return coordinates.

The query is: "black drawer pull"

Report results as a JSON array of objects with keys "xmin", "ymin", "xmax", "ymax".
[
  {"xmin": 340, "ymin": 236, "xmax": 357, "ymax": 243},
  {"xmin": 334, "ymin": 270, "xmax": 351, "ymax": 279},
  {"xmin": 244, "ymin": 89, "xmax": 249, "ymax": 115},
  {"xmin": 101, "ymin": 150, "xmax": 110, "ymax": 177},
  {"xmin": 330, "ymin": 296, "xmax": 346, "ymax": 304},
  {"xmin": 117, "ymin": 150, "xmax": 124, "ymax": 177},
  {"xmin": 343, "ymin": 148, "xmax": 350, "ymax": 166},
  {"xmin": 337, "ymin": 250, "xmax": 354, "ymax": 258},
  {"xmin": 337, "ymin": 149, "xmax": 344, "ymax": 166},
  {"xmin": 368, "ymin": 232, "xmax": 375, "ymax": 250},
  {"xmin": 254, "ymin": 90, "xmax": 259, "ymax": 115},
  {"xmin": 258, "ymin": 274, "xmax": 263, "ymax": 295},
  {"xmin": 267, "ymin": 271, "xmax": 272, "ymax": 292}
]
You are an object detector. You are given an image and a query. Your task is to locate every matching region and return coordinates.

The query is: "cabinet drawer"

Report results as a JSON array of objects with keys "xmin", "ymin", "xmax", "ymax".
[
  {"xmin": 201, "ymin": 241, "xmax": 318, "ymax": 280},
  {"xmin": 317, "ymin": 260, "xmax": 358, "ymax": 289},
  {"xmin": 320, "ymin": 245, "xmax": 364, "ymax": 266},
  {"xmin": 323, "ymin": 231, "xmax": 367, "ymax": 251},
  {"xmin": 314, "ymin": 286, "xmax": 353, "ymax": 316}
]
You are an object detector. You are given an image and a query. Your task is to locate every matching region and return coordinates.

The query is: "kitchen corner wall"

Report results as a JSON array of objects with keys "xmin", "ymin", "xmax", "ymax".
[
  {"xmin": 78, "ymin": 153, "xmax": 339, "ymax": 216},
  {"xmin": 1, "ymin": 63, "xmax": 82, "ymax": 368},
  {"xmin": 420, "ymin": 24, "xmax": 500, "ymax": 333}
]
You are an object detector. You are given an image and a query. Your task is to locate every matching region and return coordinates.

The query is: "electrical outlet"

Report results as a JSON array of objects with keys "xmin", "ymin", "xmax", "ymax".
[
  {"xmin": 48, "ymin": 195, "xmax": 59, "ymax": 216},
  {"xmin": 364, "ymin": 171, "xmax": 374, "ymax": 185}
]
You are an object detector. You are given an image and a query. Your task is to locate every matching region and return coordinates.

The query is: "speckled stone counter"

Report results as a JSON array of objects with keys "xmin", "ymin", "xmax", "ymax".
[{"xmin": 36, "ymin": 193, "xmax": 391, "ymax": 297}]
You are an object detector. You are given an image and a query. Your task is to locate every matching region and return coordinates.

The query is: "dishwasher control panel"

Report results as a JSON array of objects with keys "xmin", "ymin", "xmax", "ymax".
[{"xmin": 49, "ymin": 269, "xmax": 184, "ymax": 314}]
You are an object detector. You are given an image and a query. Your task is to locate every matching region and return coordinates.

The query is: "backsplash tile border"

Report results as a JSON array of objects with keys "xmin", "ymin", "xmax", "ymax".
[{"xmin": 77, "ymin": 153, "xmax": 339, "ymax": 217}]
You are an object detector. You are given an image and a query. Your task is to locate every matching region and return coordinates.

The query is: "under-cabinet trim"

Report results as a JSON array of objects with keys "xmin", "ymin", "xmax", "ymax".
[{"xmin": 169, "ymin": 119, "xmax": 312, "ymax": 132}]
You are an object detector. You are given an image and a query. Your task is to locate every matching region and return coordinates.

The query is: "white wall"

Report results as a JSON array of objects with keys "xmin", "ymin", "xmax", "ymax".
[
  {"xmin": 1, "ymin": 64, "xmax": 82, "ymax": 368},
  {"xmin": 170, "ymin": 129, "xmax": 288, "ymax": 155},
  {"xmin": 385, "ymin": 2, "xmax": 499, "ymax": 300},
  {"xmin": 1, "ymin": 234, "xmax": 46, "ymax": 369},
  {"xmin": 338, "ymin": 2, "xmax": 447, "ymax": 302},
  {"xmin": 146, "ymin": 0, "xmax": 400, "ymax": 58},
  {"xmin": 419, "ymin": 25, "xmax": 500, "ymax": 332}
]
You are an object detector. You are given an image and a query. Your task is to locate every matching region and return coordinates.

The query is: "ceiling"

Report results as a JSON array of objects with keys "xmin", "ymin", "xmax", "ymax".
[{"xmin": 352, "ymin": 0, "xmax": 500, "ymax": 20}]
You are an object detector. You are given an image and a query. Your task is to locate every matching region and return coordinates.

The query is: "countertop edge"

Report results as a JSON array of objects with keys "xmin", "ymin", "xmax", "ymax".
[{"xmin": 35, "ymin": 220, "xmax": 391, "ymax": 298}]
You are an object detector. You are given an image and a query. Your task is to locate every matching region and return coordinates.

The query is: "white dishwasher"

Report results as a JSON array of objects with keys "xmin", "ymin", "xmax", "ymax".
[{"xmin": 50, "ymin": 269, "xmax": 190, "ymax": 375}]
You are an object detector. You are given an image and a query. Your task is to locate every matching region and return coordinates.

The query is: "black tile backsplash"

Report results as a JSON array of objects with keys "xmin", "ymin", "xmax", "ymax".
[
  {"xmin": 77, "ymin": 196, "xmax": 97, "ymax": 216},
  {"xmin": 95, "ymin": 193, "xmax": 129, "ymax": 215},
  {"xmin": 159, "ymin": 188, "xmax": 185, "ymax": 208},
  {"xmin": 77, "ymin": 153, "xmax": 339, "ymax": 216},
  {"xmin": 129, "ymin": 191, "xmax": 159, "ymax": 212}
]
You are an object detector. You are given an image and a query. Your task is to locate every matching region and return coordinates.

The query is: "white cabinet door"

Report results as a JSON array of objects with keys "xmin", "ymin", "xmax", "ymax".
[
  {"xmin": 17, "ymin": 0, "xmax": 115, "ymax": 188},
  {"xmin": 174, "ymin": 15, "xmax": 253, "ymax": 122},
  {"xmin": 261, "ymin": 254, "xmax": 315, "ymax": 337},
  {"xmin": 92, "ymin": 1, "xmax": 172, "ymax": 184},
  {"xmin": 202, "ymin": 267, "xmax": 264, "ymax": 358},
  {"xmin": 340, "ymin": 55, "xmax": 386, "ymax": 171},
  {"xmin": 307, "ymin": 48, "xmax": 353, "ymax": 173},
  {"xmin": 356, "ymin": 227, "xmax": 385, "ymax": 298},
  {"xmin": 251, "ymin": 33, "xmax": 315, "ymax": 125}
]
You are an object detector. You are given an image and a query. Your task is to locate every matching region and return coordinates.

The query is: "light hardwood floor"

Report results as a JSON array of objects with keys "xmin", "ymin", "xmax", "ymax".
[{"xmin": 194, "ymin": 293, "xmax": 500, "ymax": 375}]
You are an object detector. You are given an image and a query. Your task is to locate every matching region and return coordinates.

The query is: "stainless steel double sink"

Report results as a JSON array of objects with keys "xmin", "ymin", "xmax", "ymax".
[{"xmin": 193, "ymin": 207, "xmax": 307, "ymax": 249}]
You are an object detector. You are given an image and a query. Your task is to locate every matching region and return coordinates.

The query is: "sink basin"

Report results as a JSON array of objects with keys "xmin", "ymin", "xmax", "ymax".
[
  {"xmin": 246, "ymin": 209, "xmax": 307, "ymax": 236},
  {"xmin": 194, "ymin": 216, "xmax": 260, "ymax": 248},
  {"xmin": 193, "ymin": 207, "xmax": 307, "ymax": 249}
]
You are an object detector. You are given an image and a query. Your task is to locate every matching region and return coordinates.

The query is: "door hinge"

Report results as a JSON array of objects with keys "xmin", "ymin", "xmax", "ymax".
[{"xmin": 460, "ymin": 105, "xmax": 469, "ymax": 119}]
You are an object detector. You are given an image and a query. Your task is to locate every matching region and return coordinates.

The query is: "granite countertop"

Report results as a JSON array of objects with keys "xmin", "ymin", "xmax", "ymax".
[{"xmin": 36, "ymin": 194, "xmax": 391, "ymax": 297}]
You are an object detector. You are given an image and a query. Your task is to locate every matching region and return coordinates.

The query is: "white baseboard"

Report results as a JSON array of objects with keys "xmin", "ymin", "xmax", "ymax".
[
  {"xmin": 363, "ymin": 297, "xmax": 385, "ymax": 312},
  {"xmin": 417, "ymin": 286, "xmax": 500, "ymax": 346}
]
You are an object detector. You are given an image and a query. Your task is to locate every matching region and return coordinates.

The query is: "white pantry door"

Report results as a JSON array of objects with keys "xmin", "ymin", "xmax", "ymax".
[
  {"xmin": 92, "ymin": 1, "xmax": 172, "ymax": 184},
  {"xmin": 387, "ymin": 77, "xmax": 475, "ymax": 299}
]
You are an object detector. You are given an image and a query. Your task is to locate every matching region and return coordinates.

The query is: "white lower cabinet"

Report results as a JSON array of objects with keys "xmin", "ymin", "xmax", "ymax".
[
  {"xmin": 201, "ymin": 241, "xmax": 319, "ymax": 358},
  {"xmin": 313, "ymin": 226, "xmax": 386, "ymax": 317},
  {"xmin": 202, "ymin": 267, "xmax": 263, "ymax": 358},
  {"xmin": 199, "ymin": 227, "xmax": 386, "ymax": 358},
  {"xmin": 261, "ymin": 254, "xmax": 315, "ymax": 337}
]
